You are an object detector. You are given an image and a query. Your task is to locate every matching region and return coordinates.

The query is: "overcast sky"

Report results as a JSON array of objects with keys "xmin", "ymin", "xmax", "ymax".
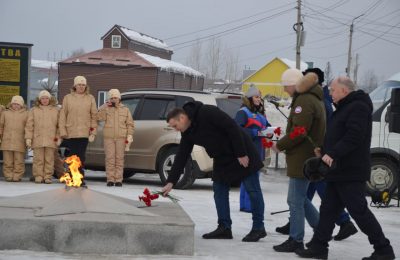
[{"xmin": 1, "ymin": 0, "xmax": 399, "ymax": 83}]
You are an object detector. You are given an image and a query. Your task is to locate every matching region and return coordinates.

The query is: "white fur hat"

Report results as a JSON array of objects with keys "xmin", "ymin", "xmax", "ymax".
[
  {"xmin": 74, "ymin": 76, "xmax": 87, "ymax": 86},
  {"xmin": 281, "ymin": 68, "xmax": 303, "ymax": 86},
  {"xmin": 39, "ymin": 90, "xmax": 51, "ymax": 99},
  {"xmin": 108, "ymin": 89, "xmax": 121, "ymax": 99},
  {"xmin": 11, "ymin": 95, "xmax": 24, "ymax": 106}
]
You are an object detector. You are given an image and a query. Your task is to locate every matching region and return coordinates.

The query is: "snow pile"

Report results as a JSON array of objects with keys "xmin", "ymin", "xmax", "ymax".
[
  {"xmin": 120, "ymin": 26, "xmax": 171, "ymax": 51},
  {"xmin": 136, "ymin": 52, "xmax": 204, "ymax": 77},
  {"xmin": 31, "ymin": 59, "xmax": 58, "ymax": 69}
]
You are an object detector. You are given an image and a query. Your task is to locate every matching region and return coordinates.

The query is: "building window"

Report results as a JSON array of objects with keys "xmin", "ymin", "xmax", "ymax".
[
  {"xmin": 98, "ymin": 91, "xmax": 107, "ymax": 107},
  {"xmin": 111, "ymin": 35, "xmax": 121, "ymax": 48}
]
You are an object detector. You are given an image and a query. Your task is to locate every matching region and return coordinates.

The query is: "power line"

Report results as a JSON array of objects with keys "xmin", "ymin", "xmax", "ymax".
[
  {"xmin": 356, "ymin": 20, "xmax": 400, "ymax": 48},
  {"xmin": 306, "ymin": 19, "xmax": 400, "ymax": 60},
  {"xmin": 304, "ymin": 1, "xmax": 400, "ymax": 30},
  {"xmin": 165, "ymin": 2, "xmax": 294, "ymax": 41},
  {"xmin": 171, "ymin": 8, "xmax": 294, "ymax": 50},
  {"xmin": 302, "ymin": 0, "xmax": 349, "ymax": 16}
]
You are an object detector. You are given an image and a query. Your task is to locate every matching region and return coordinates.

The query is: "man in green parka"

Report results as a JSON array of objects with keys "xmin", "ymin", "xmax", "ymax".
[{"xmin": 272, "ymin": 68, "xmax": 326, "ymax": 253}]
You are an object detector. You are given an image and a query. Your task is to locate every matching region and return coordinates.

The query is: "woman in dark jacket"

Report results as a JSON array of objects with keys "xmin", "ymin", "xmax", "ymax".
[
  {"xmin": 235, "ymin": 85, "xmax": 270, "ymax": 212},
  {"xmin": 162, "ymin": 101, "xmax": 266, "ymax": 242}
]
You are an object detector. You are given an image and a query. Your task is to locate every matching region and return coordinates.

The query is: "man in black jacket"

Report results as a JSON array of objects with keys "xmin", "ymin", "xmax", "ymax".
[
  {"xmin": 296, "ymin": 77, "xmax": 395, "ymax": 260},
  {"xmin": 161, "ymin": 101, "xmax": 266, "ymax": 242}
]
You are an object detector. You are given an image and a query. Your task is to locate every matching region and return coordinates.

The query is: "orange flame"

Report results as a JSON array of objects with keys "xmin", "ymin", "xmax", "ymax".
[{"xmin": 60, "ymin": 155, "xmax": 83, "ymax": 187}]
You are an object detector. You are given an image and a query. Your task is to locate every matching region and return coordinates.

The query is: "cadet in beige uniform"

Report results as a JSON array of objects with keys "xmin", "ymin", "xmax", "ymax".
[
  {"xmin": 25, "ymin": 90, "xmax": 60, "ymax": 184},
  {"xmin": 59, "ymin": 76, "xmax": 97, "ymax": 179},
  {"xmin": 97, "ymin": 89, "xmax": 134, "ymax": 187},
  {"xmin": 0, "ymin": 96, "xmax": 28, "ymax": 181}
]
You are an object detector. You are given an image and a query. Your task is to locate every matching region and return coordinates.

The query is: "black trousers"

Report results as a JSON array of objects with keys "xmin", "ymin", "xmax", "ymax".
[
  {"xmin": 313, "ymin": 181, "xmax": 391, "ymax": 250},
  {"xmin": 61, "ymin": 138, "xmax": 89, "ymax": 175}
]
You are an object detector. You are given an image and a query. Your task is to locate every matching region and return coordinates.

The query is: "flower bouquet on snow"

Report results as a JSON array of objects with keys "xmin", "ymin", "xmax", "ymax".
[{"xmin": 138, "ymin": 187, "xmax": 180, "ymax": 207}]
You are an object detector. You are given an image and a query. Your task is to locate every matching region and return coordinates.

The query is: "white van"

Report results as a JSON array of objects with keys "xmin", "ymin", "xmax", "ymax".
[{"xmin": 368, "ymin": 72, "xmax": 400, "ymax": 194}]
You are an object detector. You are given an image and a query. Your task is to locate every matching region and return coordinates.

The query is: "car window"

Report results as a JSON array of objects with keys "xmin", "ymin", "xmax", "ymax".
[
  {"xmin": 370, "ymin": 81, "xmax": 400, "ymax": 113},
  {"xmin": 176, "ymin": 96, "xmax": 195, "ymax": 108},
  {"xmin": 139, "ymin": 97, "xmax": 175, "ymax": 120},
  {"xmin": 216, "ymin": 97, "xmax": 242, "ymax": 118},
  {"xmin": 122, "ymin": 97, "xmax": 141, "ymax": 117}
]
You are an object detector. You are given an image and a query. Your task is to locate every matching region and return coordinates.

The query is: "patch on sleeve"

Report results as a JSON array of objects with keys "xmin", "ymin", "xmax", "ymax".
[{"xmin": 294, "ymin": 106, "xmax": 302, "ymax": 114}]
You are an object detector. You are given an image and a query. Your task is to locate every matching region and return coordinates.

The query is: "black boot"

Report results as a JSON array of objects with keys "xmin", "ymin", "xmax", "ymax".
[
  {"xmin": 242, "ymin": 228, "xmax": 267, "ymax": 242},
  {"xmin": 202, "ymin": 225, "xmax": 233, "ymax": 239},
  {"xmin": 106, "ymin": 182, "xmax": 114, "ymax": 187},
  {"xmin": 333, "ymin": 220, "xmax": 358, "ymax": 241},
  {"xmin": 295, "ymin": 246, "xmax": 328, "ymax": 259},
  {"xmin": 276, "ymin": 221, "xmax": 290, "ymax": 235},
  {"xmin": 273, "ymin": 237, "xmax": 304, "ymax": 252},
  {"xmin": 362, "ymin": 245, "xmax": 395, "ymax": 260},
  {"xmin": 115, "ymin": 182, "xmax": 123, "ymax": 187}
]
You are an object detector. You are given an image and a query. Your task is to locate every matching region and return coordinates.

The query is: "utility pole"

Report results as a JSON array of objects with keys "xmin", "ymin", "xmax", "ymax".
[
  {"xmin": 295, "ymin": 0, "xmax": 302, "ymax": 69},
  {"xmin": 346, "ymin": 14, "xmax": 364, "ymax": 78},
  {"xmin": 353, "ymin": 53, "xmax": 360, "ymax": 84}
]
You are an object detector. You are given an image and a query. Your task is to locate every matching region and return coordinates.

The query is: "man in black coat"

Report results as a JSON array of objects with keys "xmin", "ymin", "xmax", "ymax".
[
  {"xmin": 296, "ymin": 77, "xmax": 395, "ymax": 260},
  {"xmin": 161, "ymin": 101, "xmax": 266, "ymax": 242}
]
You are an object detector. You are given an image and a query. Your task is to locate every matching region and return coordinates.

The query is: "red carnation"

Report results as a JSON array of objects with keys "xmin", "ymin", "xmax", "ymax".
[
  {"xmin": 125, "ymin": 140, "xmax": 129, "ymax": 144},
  {"xmin": 274, "ymin": 127, "xmax": 282, "ymax": 137},
  {"xmin": 262, "ymin": 138, "xmax": 274, "ymax": 148},
  {"xmin": 54, "ymin": 137, "xmax": 58, "ymax": 142},
  {"xmin": 138, "ymin": 188, "xmax": 179, "ymax": 207},
  {"xmin": 289, "ymin": 126, "xmax": 317, "ymax": 147},
  {"xmin": 143, "ymin": 188, "xmax": 151, "ymax": 196},
  {"xmin": 289, "ymin": 126, "xmax": 306, "ymax": 140}
]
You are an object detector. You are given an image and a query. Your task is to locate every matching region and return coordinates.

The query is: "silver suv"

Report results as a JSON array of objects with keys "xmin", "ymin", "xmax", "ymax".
[{"xmin": 85, "ymin": 89, "xmax": 243, "ymax": 189}]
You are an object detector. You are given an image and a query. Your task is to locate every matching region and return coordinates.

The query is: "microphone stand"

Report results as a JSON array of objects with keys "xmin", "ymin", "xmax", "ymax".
[{"xmin": 268, "ymin": 101, "xmax": 288, "ymax": 119}]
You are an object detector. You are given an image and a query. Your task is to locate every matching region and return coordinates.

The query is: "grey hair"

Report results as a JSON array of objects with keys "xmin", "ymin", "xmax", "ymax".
[{"xmin": 336, "ymin": 76, "xmax": 357, "ymax": 91}]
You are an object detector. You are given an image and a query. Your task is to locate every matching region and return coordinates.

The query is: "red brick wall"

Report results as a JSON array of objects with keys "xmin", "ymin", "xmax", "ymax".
[
  {"xmin": 173, "ymin": 74, "xmax": 192, "ymax": 90},
  {"xmin": 58, "ymin": 64, "xmax": 157, "ymax": 103},
  {"xmin": 157, "ymin": 71, "xmax": 174, "ymax": 88},
  {"xmin": 191, "ymin": 77, "xmax": 204, "ymax": 90}
]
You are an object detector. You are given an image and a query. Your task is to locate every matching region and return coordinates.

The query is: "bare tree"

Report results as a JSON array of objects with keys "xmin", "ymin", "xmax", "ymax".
[
  {"xmin": 223, "ymin": 47, "xmax": 240, "ymax": 82},
  {"xmin": 360, "ymin": 69, "xmax": 379, "ymax": 93},
  {"xmin": 204, "ymin": 37, "xmax": 222, "ymax": 80},
  {"xmin": 40, "ymin": 65, "xmax": 58, "ymax": 97},
  {"xmin": 186, "ymin": 39, "xmax": 203, "ymax": 72},
  {"xmin": 68, "ymin": 48, "xmax": 85, "ymax": 58},
  {"xmin": 324, "ymin": 61, "xmax": 333, "ymax": 85}
]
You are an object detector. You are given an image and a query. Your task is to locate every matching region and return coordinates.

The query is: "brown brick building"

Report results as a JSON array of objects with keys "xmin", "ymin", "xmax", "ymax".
[{"xmin": 58, "ymin": 25, "xmax": 204, "ymax": 105}]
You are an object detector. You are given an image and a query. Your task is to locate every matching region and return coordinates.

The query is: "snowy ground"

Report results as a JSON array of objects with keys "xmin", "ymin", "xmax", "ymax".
[{"xmin": 0, "ymin": 169, "xmax": 399, "ymax": 260}]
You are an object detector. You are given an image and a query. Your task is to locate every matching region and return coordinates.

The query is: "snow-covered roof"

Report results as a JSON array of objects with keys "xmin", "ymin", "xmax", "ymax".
[
  {"xmin": 31, "ymin": 59, "xmax": 58, "ymax": 69},
  {"xmin": 280, "ymin": 58, "xmax": 308, "ymax": 71},
  {"xmin": 388, "ymin": 72, "xmax": 400, "ymax": 81},
  {"xmin": 135, "ymin": 52, "xmax": 203, "ymax": 77},
  {"xmin": 119, "ymin": 26, "xmax": 171, "ymax": 51}
]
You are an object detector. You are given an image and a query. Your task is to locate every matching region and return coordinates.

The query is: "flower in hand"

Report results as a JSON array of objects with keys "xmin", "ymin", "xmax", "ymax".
[
  {"xmin": 138, "ymin": 188, "xmax": 159, "ymax": 207},
  {"xmin": 289, "ymin": 126, "xmax": 317, "ymax": 147},
  {"xmin": 274, "ymin": 127, "xmax": 282, "ymax": 136},
  {"xmin": 138, "ymin": 187, "xmax": 180, "ymax": 207}
]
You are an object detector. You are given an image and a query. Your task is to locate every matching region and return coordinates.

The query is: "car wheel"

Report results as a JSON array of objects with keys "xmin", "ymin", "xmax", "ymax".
[
  {"xmin": 123, "ymin": 170, "xmax": 136, "ymax": 179},
  {"xmin": 367, "ymin": 157, "xmax": 398, "ymax": 195},
  {"xmin": 157, "ymin": 147, "xmax": 196, "ymax": 189}
]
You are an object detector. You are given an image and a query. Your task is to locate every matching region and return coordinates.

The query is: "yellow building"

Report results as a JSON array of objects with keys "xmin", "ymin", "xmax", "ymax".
[{"xmin": 242, "ymin": 57, "xmax": 308, "ymax": 98}]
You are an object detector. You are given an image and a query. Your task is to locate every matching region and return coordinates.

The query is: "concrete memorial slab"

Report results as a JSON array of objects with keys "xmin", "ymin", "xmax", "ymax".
[{"xmin": 0, "ymin": 187, "xmax": 194, "ymax": 255}]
